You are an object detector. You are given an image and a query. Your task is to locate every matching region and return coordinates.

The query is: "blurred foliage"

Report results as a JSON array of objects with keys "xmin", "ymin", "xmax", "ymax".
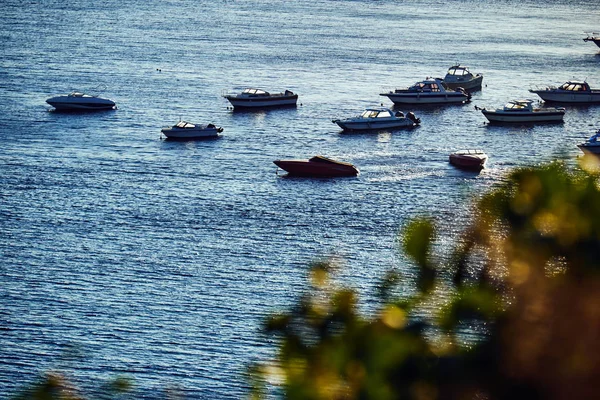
[
  {"xmin": 12, "ymin": 373, "xmax": 132, "ymax": 400},
  {"xmin": 251, "ymin": 160, "xmax": 600, "ymax": 400}
]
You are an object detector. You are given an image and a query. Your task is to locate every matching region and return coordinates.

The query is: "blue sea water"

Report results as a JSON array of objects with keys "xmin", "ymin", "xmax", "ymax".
[{"xmin": 1, "ymin": 0, "xmax": 599, "ymax": 397}]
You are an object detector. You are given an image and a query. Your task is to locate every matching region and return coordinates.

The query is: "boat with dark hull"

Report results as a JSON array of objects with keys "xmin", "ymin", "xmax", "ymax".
[
  {"xmin": 583, "ymin": 33, "xmax": 600, "ymax": 48},
  {"xmin": 223, "ymin": 88, "xmax": 298, "ymax": 109},
  {"xmin": 442, "ymin": 65, "xmax": 483, "ymax": 91},
  {"xmin": 273, "ymin": 156, "xmax": 359, "ymax": 177},
  {"xmin": 529, "ymin": 81, "xmax": 600, "ymax": 104},
  {"xmin": 577, "ymin": 130, "xmax": 600, "ymax": 155},
  {"xmin": 449, "ymin": 149, "xmax": 488, "ymax": 170},
  {"xmin": 380, "ymin": 78, "xmax": 470, "ymax": 105},
  {"xmin": 46, "ymin": 92, "xmax": 116, "ymax": 111}
]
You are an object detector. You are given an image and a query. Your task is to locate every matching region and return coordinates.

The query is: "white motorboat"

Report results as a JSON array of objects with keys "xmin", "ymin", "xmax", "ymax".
[
  {"xmin": 577, "ymin": 130, "xmax": 600, "ymax": 155},
  {"xmin": 161, "ymin": 121, "xmax": 223, "ymax": 139},
  {"xmin": 380, "ymin": 78, "xmax": 470, "ymax": 105},
  {"xmin": 480, "ymin": 100, "xmax": 565, "ymax": 123},
  {"xmin": 332, "ymin": 107, "xmax": 420, "ymax": 131},
  {"xmin": 46, "ymin": 92, "xmax": 116, "ymax": 111},
  {"xmin": 529, "ymin": 81, "xmax": 600, "ymax": 103},
  {"xmin": 223, "ymin": 88, "xmax": 298, "ymax": 109},
  {"xmin": 442, "ymin": 65, "xmax": 483, "ymax": 91}
]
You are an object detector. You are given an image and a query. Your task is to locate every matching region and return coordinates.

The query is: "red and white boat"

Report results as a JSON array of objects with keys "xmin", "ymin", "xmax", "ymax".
[
  {"xmin": 449, "ymin": 149, "xmax": 488, "ymax": 170},
  {"xmin": 273, "ymin": 156, "xmax": 359, "ymax": 177}
]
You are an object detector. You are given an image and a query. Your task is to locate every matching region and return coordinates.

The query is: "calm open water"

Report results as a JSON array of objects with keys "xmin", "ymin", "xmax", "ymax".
[{"xmin": 1, "ymin": 0, "xmax": 599, "ymax": 397}]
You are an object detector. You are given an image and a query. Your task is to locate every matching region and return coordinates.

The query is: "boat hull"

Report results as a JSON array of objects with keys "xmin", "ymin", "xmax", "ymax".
[
  {"xmin": 381, "ymin": 93, "xmax": 468, "ymax": 105},
  {"xmin": 334, "ymin": 119, "xmax": 414, "ymax": 131},
  {"xmin": 482, "ymin": 110, "xmax": 564, "ymax": 123},
  {"xmin": 161, "ymin": 127, "xmax": 220, "ymax": 139},
  {"xmin": 449, "ymin": 154, "xmax": 487, "ymax": 170},
  {"xmin": 584, "ymin": 37, "xmax": 600, "ymax": 48},
  {"xmin": 274, "ymin": 160, "xmax": 358, "ymax": 177},
  {"xmin": 578, "ymin": 144, "xmax": 600, "ymax": 155},
  {"xmin": 529, "ymin": 90, "xmax": 600, "ymax": 103},
  {"xmin": 46, "ymin": 98, "xmax": 116, "ymax": 111},
  {"xmin": 225, "ymin": 95, "xmax": 298, "ymax": 109},
  {"xmin": 443, "ymin": 75, "xmax": 483, "ymax": 91}
]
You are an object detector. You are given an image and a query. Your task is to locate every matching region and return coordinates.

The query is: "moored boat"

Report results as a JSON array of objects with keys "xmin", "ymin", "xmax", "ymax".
[
  {"xmin": 577, "ymin": 129, "xmax": 600, "ymax": 155},
  {"xmin": 223, "ymin": 88, "xmax": 298, "ymax": 109},
  {"xmin": 583, "ymin": 33, "xmax": 600, "ymax": 48},
  {"xmin": 380, "ymin": 78, "xmax": 470, "ymax": 105},
  {"xmin": 332, "ymin": 107, "xmax": 420, "ymax": 131},
  {"xmin": 529, "ymin": 80, "xmax": 600, "ymax": 103},
  {"xmin": 480, "ymin": 100, "xmax": 565, "ymax": 123},
  {"xmin": 449, "ymin": 149, "xmax": 488, "ymax": 170},
  {"xmin": 273, "ymin": 156, "xmax": 359, "ymax": 177},
  {"xmin": 161, "ymin": 121, "xmax": 223, "ymax": 139},
  {"xmin": 46, "ymin": 92, "xmax": 116, "ymax": 111},
  {"xmin": 442, "ymin": 65, "xmax": 483, "ymax": 91}
]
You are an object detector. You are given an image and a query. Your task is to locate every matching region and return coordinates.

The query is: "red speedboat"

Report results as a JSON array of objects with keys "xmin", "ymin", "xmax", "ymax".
[
  {"xmin": 273, "ymin": 156, "xmax": 359, "ymax": 177},
  {"xmin": 449, "ymin": 149, "xmax": 488, "ymax": 170}
]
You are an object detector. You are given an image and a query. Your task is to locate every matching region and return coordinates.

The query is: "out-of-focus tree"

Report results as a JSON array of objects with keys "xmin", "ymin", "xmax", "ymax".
[
  {"xmin": 12, "ymin": 373, "xmax": 131, "ymax": 400},
  {"xmin": 251, "ymin": 159, "xmax": 600, "ymax": 400}
]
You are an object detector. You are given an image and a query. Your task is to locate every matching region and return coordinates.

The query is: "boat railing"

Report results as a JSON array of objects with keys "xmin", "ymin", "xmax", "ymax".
[{"xmin": 221, "ymin": 89, "xmax": 237, "ymax": 98}]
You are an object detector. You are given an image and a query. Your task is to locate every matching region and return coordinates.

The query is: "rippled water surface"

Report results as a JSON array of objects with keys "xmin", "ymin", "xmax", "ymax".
[{"xmin": 1, "ymin": 0, "xmax": 599, "ymax": 397}]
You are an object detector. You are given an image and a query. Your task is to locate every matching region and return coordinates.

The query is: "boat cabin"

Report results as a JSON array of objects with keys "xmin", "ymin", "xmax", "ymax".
[
  {"xmin": 175, "ymin": 121, "xmax": 197, "ymax": 129},
  {"xmin": 242, "ymin": 88, "xmax": 270, "ymax": 96},
  {"xmin": 406, "ymin": 80, "xmax": 443, "ymax": 92},
  {"xmin": 454, "ymin": 149, "xmax": 486, "ymax": 156},
  {"xmin": 359, "ymin": 108, "xmax": 395, "ymax": 119},
  {"xmin": 503, "ymin": 100, "xmax": 533, "ymax": 111},
  {"xmin": 558, "ymin": 81, "xmax": 590, "ymax": 92},
  {"xmin": 446, "ymin": 65, "xmax": 472, "ymax": 77}
]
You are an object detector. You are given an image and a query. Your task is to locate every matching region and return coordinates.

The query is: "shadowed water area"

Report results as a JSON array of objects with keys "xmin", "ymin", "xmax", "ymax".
[{"xmin": 1, "ymin": 0, "xmax": 599, "ymax": 397}]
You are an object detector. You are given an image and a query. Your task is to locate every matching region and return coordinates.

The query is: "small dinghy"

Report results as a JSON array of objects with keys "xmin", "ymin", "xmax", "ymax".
[{"xmin": 449, "ymin": 149, "xmax": 488, "ymax": 170}]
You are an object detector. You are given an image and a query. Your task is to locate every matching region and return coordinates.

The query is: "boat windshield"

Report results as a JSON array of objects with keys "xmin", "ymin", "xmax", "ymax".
[
  {"xmin": 309, "ymin": 156, "xmax": 352, "ymax": 166},
  {"xmin": 456, "ymin": 149, "xmax": 485, "ymax": 155},
  {"xmin": 361, "ymin": 109, "xmax": 392, "ymax": 118},
  {"xmin": 176, "ymin": 121, "xmax": 196, "ymax": 128},
  {"xmin": 242, "ymin": 88, "xmax": 268, "ymax": 95},
  {"xmin": 559, "ymin": 82, "xmax": 589, "ymax": 92},
  {"xmin": 504, "ymin": 101, "xmax": 531, "ymax": 110},
  {"xmin": 447, "ymin": 67, "xmax": 469, "ymax": 76},
  {"xmin": 412, "ymin": 82, "xmax": 441, "ymax": 92}
]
